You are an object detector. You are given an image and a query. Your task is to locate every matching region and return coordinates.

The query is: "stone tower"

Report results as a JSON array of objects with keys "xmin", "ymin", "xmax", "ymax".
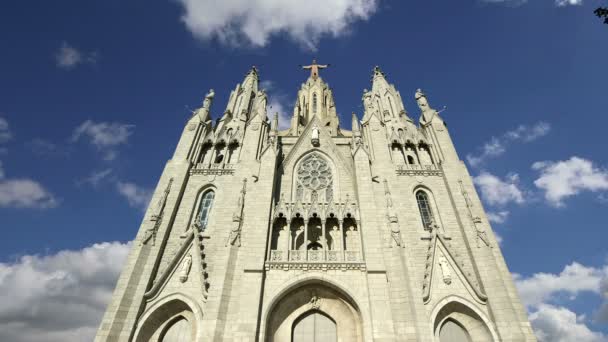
[{"xmin": 95, "ymin": 64, "xmax": 537, "ymax": 342}]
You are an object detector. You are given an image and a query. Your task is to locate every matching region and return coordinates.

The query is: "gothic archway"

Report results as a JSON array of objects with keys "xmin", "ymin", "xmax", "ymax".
[
  {"xmin": 133, "ymin": 294, "xmax": 203, "ymax": 342},
  {"xmin": 431, "ymin": 297, "xmax": 497, "ymax": 342},
  {"xmin": 265, "ymin": 282, "xmax": 363, "ymax": 342}
]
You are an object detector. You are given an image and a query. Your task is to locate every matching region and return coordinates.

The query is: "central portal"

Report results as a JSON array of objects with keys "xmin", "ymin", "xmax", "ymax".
[
  {"xmin": 265, "ymin": 282, "xmax": 363, "ymax": 342},
  {"xmin": 292, "ymin": 311, "xmax": 337, "ymax": 342}
]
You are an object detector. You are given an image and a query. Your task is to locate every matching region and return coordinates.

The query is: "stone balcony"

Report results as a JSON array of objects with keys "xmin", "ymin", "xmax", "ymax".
[
  {"xmin": 395, "ymin": 164, "xmax": 442, "ymax": 177},
  {"xmin": 190, "ymin": 163, "xmax": 235, "ymax": 175},
  {"xmin": 265, "ymin": 250, "xmax": 365, "ymax": 271}
]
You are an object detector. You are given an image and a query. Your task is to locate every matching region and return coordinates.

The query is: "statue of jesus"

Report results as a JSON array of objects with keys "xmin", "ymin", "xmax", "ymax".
[{"xmin": 301, "ymin": 59, "xmax": 330, "ymax": 79}]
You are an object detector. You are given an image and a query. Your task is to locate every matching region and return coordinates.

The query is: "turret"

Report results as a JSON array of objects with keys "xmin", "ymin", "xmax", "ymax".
[
  {"xmin": 289, "ymin": 60, "xmax": 340, "ymax": 136},
  {"xmin": 415, "ymin": 88, "xmax": 458, "ymax": 164}
]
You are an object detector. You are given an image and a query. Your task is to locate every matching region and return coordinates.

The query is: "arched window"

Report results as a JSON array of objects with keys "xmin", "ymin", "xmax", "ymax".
[
  {"xmin": 416, "ymin": 190, "xmax": 434, "ymax": 230},
  {"xmin": 292, "ymin": 311, "xmax": 337, "ymax": 342},
  {"xmin": 313, "ymin": 93, "xmax": 318, "ymax": 114},
  {"xmin": 196, "ymin": 190, "xmax": 215, "ymax": 231},
  {"xmin": 439, "ymin": 319, "xmax": 471, "ymax": 342},
  {"xmin": 161, "ymin": 317, "xmax": 191, "ymax": 342}
]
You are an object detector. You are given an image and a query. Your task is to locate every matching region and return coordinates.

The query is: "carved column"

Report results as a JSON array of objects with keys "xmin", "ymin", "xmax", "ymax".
[
  {"xmin": 303, "ymin": 219, "xmax": 309, "ymax": 257},
  {"xmin": 321, "ymin": 220, "xmax": 327, "ymax": 260}
]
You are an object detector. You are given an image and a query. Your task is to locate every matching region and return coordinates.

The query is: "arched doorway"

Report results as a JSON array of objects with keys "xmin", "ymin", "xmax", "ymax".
[
  {"xmin": 439, "ymin": 319, "xmax": 471, "ymax": 342},
  {"xmin": 292, "ymin": 311, "xmax": 337, "ymax": 342},
  {"xmin": 266, "ymin": 282, "xmax": 362, "ymax": 342},
  {"xmin": 432, "ymin": 298, "xmax": 496, "ymax": 342}
]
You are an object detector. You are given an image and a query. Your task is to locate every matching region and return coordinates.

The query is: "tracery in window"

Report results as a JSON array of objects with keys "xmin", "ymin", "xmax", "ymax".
[
  {"xmin": 416, "ymin": 190, "xmax": 434, "ymax": 230},
  {"xmin": 196, "ymin": 190, "xmax": 215, "ymax": 231},
  {"xmin": 296, "ymin": 153, "xmax": 333, "ymax": 202}
]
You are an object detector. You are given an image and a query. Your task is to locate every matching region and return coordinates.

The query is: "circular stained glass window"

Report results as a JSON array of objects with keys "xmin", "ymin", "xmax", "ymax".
[{"xmin": 297, "ymin": 153, "xmax": 332, "ymax": 191}]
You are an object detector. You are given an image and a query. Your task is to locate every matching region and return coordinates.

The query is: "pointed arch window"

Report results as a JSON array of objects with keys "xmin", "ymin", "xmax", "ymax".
[
  {"xmin": 196, "ymin": 190, "xmax": 215, "ymax": 231},
  {"xmin": 416, "ymin": 190, "xmax": 434, "ymax": 230},
  {"xmin": 313, "ymin": 93, "xmax": 318, "ymax": 114}
]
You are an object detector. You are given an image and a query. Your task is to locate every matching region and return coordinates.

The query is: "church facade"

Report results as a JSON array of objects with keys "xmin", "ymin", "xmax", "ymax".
[{"xmin": 95, "ymin": 64, "xmax": 537, "ymax": 342}]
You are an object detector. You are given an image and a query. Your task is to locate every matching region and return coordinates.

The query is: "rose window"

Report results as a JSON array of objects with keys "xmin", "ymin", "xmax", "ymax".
[{"xmin": 297, "ymin": 153, "xmax": 332, "ymax": 191}]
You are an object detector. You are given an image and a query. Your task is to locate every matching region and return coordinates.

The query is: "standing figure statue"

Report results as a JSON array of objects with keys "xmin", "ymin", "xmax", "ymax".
[
  {"xmin": 301, "ymin": 59, "xmax": 330, "ymax": 79},
  {"xmin": 203, "ymin": 89, "xmax": 215, "ymax": 111},
  {"xmin": 227, "ymin": 179, "xmax": 247, "ymax": 247}
]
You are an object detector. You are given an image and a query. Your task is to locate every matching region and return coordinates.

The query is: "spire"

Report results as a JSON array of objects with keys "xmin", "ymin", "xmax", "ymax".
[
  {"xmin": 272, "ymin": 112, "xmax": 279, "ymax": 132},
  {"xmin": 351, "ymin": 112, "xmax": 360, "ymax": 132}
]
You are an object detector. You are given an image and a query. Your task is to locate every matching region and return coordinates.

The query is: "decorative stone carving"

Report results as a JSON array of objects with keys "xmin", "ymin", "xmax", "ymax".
[
  {"xmin": 459, "ymin": 180, "xmax": 491, "ymax": 248},
  {"xmin": 179, "ymin": 254, "xmax": 192, "ymax": 283},
  {"xmin": 151, "ymin": 178, "xmax": 173, "ymax": 222},
  {"xmin": 311, "ymin": 125, "xmax": 320, "ymax": 146},
  {"xmin": 438, "ymin": 254, "xmax": 452, "ymax": 285},
  {"xmin": 384, "ymin": 179, "xmax": 404, "ymax": 248},
  {"xmin": 309, "ymin": 293, "xmax": 322, "ymax": 309},
  {"xmin": 415, "ymin": 88, "xmax": 437, "ymax": 124},
  {"xmin": 227, "ymin": 178, "xmax": 247, "ymax": 247},
  {"xmin": 142, "ymin": 178, "xmax": 174, "ymax": 246}
]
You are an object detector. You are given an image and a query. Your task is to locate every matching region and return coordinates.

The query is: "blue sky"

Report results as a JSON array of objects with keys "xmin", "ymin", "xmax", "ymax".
[{"xmin": 0, "ymin": 0, "xmax": 607, "ymax": 341}]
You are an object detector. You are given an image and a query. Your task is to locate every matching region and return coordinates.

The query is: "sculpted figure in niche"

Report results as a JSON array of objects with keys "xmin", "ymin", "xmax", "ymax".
[
  {"xmin": 311, "ymin": 125, "xmax": 320, "ymax": 146},
  {"xmin": 329, "ymin": 226, "xmax": 341, "ymax": 250},
  {"xmin": 277, "ymin": 225, "xmax": 289, "ymax": 251},
  {"xmin": 345, "ymin": 226, "xmax": 359, "ymax": 251}
]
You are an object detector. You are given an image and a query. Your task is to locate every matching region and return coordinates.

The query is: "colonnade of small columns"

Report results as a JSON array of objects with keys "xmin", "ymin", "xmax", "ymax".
[
  {"xmin": 268, "ymin": 201, "xmax": 362, "ymax": 263},
  {"xmin": 390, "ymin": 141, "xmax": 434, "ymax": 166}
]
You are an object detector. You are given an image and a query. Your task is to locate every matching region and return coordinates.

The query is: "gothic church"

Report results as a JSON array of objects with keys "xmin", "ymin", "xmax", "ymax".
[{"xmin": 95, "ymin": 63, "xmax": 537, "ymax": 342}]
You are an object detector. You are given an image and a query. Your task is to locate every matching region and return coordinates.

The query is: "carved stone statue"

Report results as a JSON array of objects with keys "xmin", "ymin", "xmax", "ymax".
[
  {"xmin": 227, "ymin": 179, "xmax": 247, "ymax": 247},
  {"xmin": 362, "ymin": 90, "xmax": 373, "ymax": 110},
  {"xmin": 329, "ymin": 226, "xmax": 341, "ymax": 250},
  {"xmin": 415, "ymin": 88, "xmax": 438, "ymax": 124},
  {"xmin": 179, "ymin": 254, "xmax": 193, "ymax": 283},
  {"xmin": 311, "ymin": 125, "xmax": 320, "ymax": 146},
  {"xmin": 203, "ymin": 89, "xmax": 215, "ymax": 111},
  {"xmin": 301, "ymin": 59, "xmax": 330, "ymax": 79},
  {"xmin": 255, "ymin": 90, "xmax": 268, "ymax": 120},
  {"xmin": 384, "ymin": 179, "xmax": 404, "ymax": 247},
  {"xmin": 438, "ymin": 254, "xmax": 452, "ymax": 285},
  {"xmin": 151, "ymin": 178, "xmax": 173, "ymax": 221},
  {"xmin": 277, "ymin": 225, "xmax": 289, "ymax": 252}
]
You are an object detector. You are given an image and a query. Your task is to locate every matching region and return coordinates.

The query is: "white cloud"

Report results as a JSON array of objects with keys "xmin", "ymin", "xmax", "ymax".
[
  {"xmin": 116, "ymin": 181, "xmax": 152, "ymax": 211},
  {"xmin": 473, "ymin": 172, "xmax": 524, "ymax": 206},
  {"xmin": 71, "ymin": 120, "xmax": 134, "ymax": 161},
  {"xmin": 555, "ymin": 0, "xmax": 583, "ymax": 6},
  {"xmin": 0, "ymin": 241, "xmax": 130, "ymax": 342},
  {"xmin": 515, "ymin": 262, "xmax": 608, "ymax": 341},
  {"xmin": 532, "ymin": 157, "xmax": 608, "ymax": 207},
  {"xmin": 77, "ymin": 169, "xmax": 113, "ymax": 187},
  {"xmin": 515, "ymin": 262, "xmax": 606, "ymax": 307},
  {"xmin": 529, "ymin": 304, "xmax": 606, "ymax": 342},
  {"xmin": 176, "ymin": 0, "xmax": 379, "ymax": 50},
  {"xmin": 0, "ymin": 179, "xmax": 57, "ymax": 209},
  {"xmin": 260, "ymin": 80, "xmax": 291, "ymax": 130},
  {"xmin": 487, "ymin": 210, "xmax": 509, "ymax": 224},
  {"xmin": 0, "ymin": 117, "xmax": 12, "ymax": 143},
  {"xmin": 55, "ymin": 42, "xmax": 98, "ymax": 70},
  {"xmin": 467, "ymin": 121, "xmax": 550, "ymax": 167}
]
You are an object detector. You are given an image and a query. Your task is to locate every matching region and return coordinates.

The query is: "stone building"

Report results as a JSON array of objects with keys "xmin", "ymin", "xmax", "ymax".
[{"xmin": 95, "ymin": 62, "xmax": 536, "ymax": 342}]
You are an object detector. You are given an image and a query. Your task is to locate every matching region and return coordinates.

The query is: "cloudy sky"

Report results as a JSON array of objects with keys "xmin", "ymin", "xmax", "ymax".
[{"xmin": 1, "ymin": 0, "xmax": 607, "ymax": 341}]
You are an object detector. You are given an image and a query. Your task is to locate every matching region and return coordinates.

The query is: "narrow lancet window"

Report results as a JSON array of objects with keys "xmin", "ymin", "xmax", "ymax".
[
  {"xmin": 313, "ymin": 93, "xmax": 318, "ymax": 114},
  {"xmin": 416, "ymin": 190, "xmax": 434, "ymax": 230},
  {"xmin": 197, "ymin": 190, "xmax": 215, "ymax": 231}
]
